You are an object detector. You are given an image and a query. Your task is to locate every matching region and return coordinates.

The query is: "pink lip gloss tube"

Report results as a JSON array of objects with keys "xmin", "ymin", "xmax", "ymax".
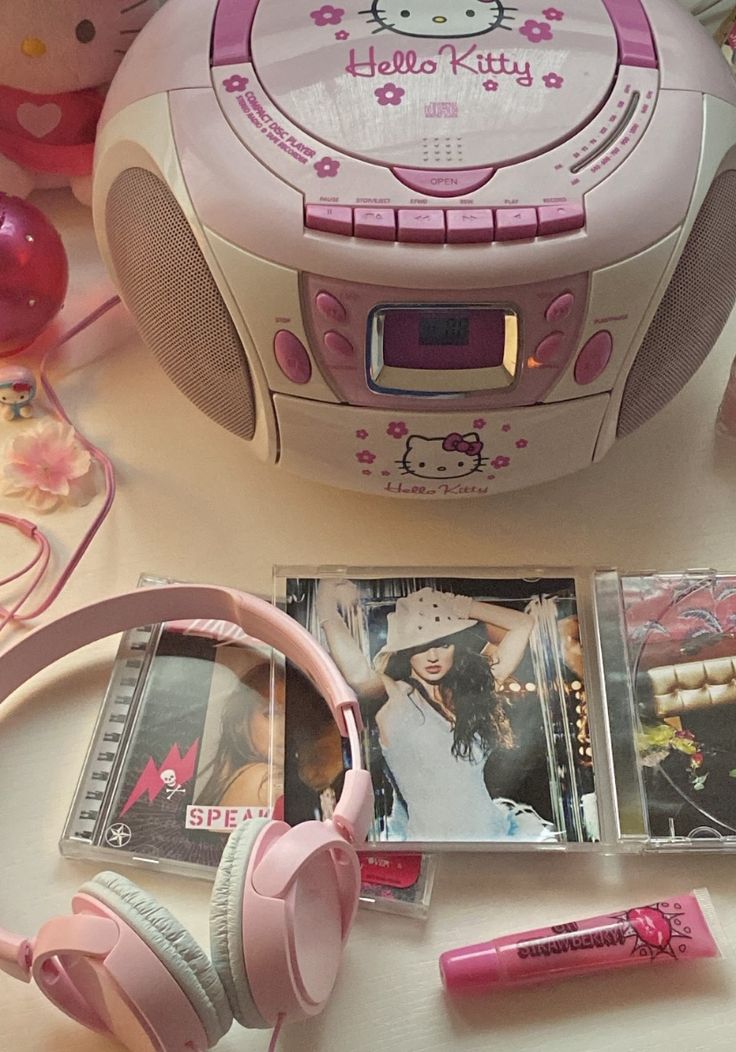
[{"xmin": 440, "ymin": 889, "xmax": 725, "ymax": 995}]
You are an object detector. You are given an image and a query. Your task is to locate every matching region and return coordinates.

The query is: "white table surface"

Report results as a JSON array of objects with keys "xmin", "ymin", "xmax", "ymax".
[{"xmin": 2, "ymin": 189, "xmax": 736, "ymax": 1052}]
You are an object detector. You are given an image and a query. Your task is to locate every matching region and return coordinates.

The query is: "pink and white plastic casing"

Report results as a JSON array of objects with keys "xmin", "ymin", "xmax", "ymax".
[
  {"xmin": 0, "ymin": 586, "xmax": 373, "ymax": 1050},
  {"xmin": 93, "ymin": 0, "xmax": 736, "ymax": 498}
]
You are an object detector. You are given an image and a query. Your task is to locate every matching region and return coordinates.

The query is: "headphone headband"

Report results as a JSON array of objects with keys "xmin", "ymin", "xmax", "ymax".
[
  {"xmin": 0, "ymin": 585, "xmax": 363, "ymax": 734},
  {"xmin": 0, "ymin": 584, "xmax": 374, "ymax": 983}
]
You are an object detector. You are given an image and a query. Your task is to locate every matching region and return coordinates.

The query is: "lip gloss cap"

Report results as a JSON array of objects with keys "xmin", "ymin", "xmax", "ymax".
[{"xmin": 439, "ymin": 943, "xmax": 502, "ymax": 994}]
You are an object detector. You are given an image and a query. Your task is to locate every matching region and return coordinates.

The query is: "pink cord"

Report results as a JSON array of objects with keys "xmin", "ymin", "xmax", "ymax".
[
  {"xmin": 0, "ymin": 297, "xmax": 121, "ymax": 634},
  {"xmin": 267, "ymin": 1015, "xmax": 285, "ymax": 1052}
]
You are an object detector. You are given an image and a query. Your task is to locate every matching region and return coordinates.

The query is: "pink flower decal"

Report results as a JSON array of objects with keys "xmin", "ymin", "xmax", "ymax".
[
  {"xmin": 519, "ymin": 19, "xmax": 553, "ymax": 43},
  {"xmin": 483, "ymin": 79, "xmax": 499, "ymax": 92},
  {"xmin": 310, "ymin": 5, "xmax": 344, "ymax": 26},
  {"xmin": 335, "ymin": 29, "xmax": 350, "ymax": 40},
  {"xmin": 473, "ymin": 418, "xmax": 487, "ymax": 430},
  {"xmin": 491, "ymin": 455, "xmax": 511, "ymax": 469},
  {"xmin": 375, "ymin": 83, "xmax": 405, "ymax": 107},
  {"xmin": 2, "ymin": 421, "xmax": 94, "ymax": 511},
  {"xmin": 543, "ymin": 72, "xmax": 564, "ymax": 89},
  {"xmin": 515, "ymin": 438, "xmax": 528, "ymax": 449},
  {"xmin": 381, "ymin": 470, "xmax": 391, "ymax": 477},
  {"xmin": 314, "ymin": 156, "xmax": 341, "ymax": 178},
  {"xmin": 223, "ymin": 74, "xmax": 247, "ymax": 93},
  {"xmin": 501, "ymin": 423, "xmax": 512, "ymax": 432},
  {"xmin": 355, "ymin": 429, "xmax": 369, "ymax": 439},
  {"xmin": 542, "ymin": 7, "xmax": 564, "ymax": 20},
  {"xmin": 387, "ymin": 421, "xmax": 408, "ymax": 439},
  {"xmin": 356, "ymin": 450, "xmax": 376, "ymax": 464}
]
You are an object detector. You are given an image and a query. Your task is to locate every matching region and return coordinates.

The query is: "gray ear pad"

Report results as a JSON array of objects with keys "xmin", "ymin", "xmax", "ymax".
[
  {"xmin": 80, "ymin": 871, "xmax": 233, "ymax": 1047},
  {"xmin": 210, "ymin": 818, "xmax": 272, "ymax": 1030}
]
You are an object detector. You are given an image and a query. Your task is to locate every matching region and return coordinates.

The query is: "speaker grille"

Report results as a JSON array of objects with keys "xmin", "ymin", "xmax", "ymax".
[
  {"xmin": 617, "ymin": 171, "xmax": 736, "ymax": 438},
  {"xmin": 106, "ymin": 167, "xmax": 256, "ymax": 440}
]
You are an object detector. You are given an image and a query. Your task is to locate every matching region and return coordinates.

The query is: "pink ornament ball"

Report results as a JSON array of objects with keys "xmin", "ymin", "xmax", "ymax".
[{"xmin": 0, "ymin": 194, "xmax": 68, "ymax": 358}]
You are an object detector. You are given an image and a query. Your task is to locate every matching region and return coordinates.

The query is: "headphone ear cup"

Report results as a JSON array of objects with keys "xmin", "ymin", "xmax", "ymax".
[
  {"xmin": 212, "ymin": 818, "xmax": 360, "ymax": 1028},
  {"xmin": 210, "ymin": 818, "xmax": 272, "ymax": 1029},
  {"xmin": 80, "ymin": 871, "xmax": 233, "ymax": 1047}
]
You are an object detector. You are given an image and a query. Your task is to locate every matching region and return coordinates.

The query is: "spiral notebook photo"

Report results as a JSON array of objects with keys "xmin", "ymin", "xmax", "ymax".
[{"xmin": 275, "ymin": 568, "xmax": 600, "ymax": 847}]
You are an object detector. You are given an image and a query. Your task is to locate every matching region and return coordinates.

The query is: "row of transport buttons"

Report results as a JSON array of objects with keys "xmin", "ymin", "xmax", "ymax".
[{"xmin": 305, "ymin": 203, "xmax": 585, "ymax": 244}]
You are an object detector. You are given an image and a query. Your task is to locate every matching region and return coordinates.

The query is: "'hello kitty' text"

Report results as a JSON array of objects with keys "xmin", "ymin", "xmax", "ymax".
[{"xmin": 345, "ymin": 44, "xmax": 534, "ymax": 87}]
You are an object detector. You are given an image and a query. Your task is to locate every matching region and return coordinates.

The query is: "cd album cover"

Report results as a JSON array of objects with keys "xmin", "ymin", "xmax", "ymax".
[
  {"xmin": 277, "ymin": 569, "xmax": 599, "ymax": 846},
  {"xmin": 620, "ymin": 572, "xmax": 736, "ymax": 842},
  {"xmin": 63, "ymin": 617, "xmax": 282, "ymax": 871}
]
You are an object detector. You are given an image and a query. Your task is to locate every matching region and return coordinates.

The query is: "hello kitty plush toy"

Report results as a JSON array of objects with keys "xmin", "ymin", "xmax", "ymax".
[{"xmin": 0, "ymin": 0, "xmax": 160, "ymax": 205}]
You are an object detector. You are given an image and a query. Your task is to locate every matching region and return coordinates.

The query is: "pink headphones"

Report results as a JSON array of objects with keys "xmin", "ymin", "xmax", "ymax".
[{"xmin": 0, "ymin": 585, "xmax": 374, "ymax": 1051}]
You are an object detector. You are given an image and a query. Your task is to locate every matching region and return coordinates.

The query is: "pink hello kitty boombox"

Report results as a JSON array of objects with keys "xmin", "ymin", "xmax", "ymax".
[{"xmin": 93, "ymin": 0, "xmax": 736, "ymax": 499}]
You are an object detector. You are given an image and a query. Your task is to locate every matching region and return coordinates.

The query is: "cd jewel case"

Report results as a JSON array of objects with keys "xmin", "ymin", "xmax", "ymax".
[{"xmin": 62, "ymin": 567, "xmax": 736, "ymax": 913}]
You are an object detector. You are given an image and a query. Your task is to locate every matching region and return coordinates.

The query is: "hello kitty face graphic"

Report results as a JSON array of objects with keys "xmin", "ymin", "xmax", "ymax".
[
  {"xmin": 398, "ymin": 432, "xmax": 486, "ymax": 479},
  {"xmin": 362, "ymin": 0, "xmax": 515, "ymax": 38},
  {"xmin": 3, "ymin": 0, "xmax": 158, "ymax": 93}
]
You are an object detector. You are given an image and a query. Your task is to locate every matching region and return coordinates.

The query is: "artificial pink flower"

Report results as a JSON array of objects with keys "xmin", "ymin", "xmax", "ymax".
[{"xmin": 2, "ymin": 420, "xmax": 93, "ymax": 511}]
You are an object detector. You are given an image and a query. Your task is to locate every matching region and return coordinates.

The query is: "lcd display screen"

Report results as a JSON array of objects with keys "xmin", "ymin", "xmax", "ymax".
[{"xmin": 382, "ymin": 307, "xmax": 510, "ymax": 371}]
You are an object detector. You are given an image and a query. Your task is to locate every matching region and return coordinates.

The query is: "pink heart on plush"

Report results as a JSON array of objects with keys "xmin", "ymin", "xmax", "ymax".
[{"xmin": 16, "ymin": 102, "xmax": 62, "ymax": 138}]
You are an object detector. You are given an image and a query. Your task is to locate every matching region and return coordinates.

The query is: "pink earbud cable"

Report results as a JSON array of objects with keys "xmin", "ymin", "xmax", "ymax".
[{"xmin": 0, "ymin": 296, "xmax": 121, "ymax": 635}]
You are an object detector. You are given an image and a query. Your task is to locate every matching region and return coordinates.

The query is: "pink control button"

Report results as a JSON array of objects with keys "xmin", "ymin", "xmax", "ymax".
[
  {"xmin": 397, "ymin": 209, "xmax": 445, "ymax": 244},
  {"xmin": 545, "ymin": 292, "xmax": 575, "ymax": 324},
  {"xmin": 305, "ymin": 205, "xmax": 353, "ymax": 236},
  {"xmin": 533, "ymin": 331, "xmax": 566, "ymax": 365},
  {"xmin": 324, "ymin": 330, "xmax": 355, "ymax": 359},
  {"xmin": 495, "ymin": 207, "xmax": 538, "ymax": 242},
  {"xmin": 315, "ymin": 292, "xmax": 347, "ymax": 324},
  {"xmin": 537, "ymin": 204, "xmax": 585, "ymax": 236},
  {"xmin": 354, "ymin": 208, "xmax": 396, "ymax": 241},
  {"xmin": 392, "ymin": 167, "xmax": 495, "ymax": 198},
  {"xmin": 274, "ymin": 330, "xmax": 312, "ymax": 384},
  {"xmin": 446, "ymin": 209, "xmax": 494, "ymax": 244},
  {"xmin": 575, "ymin": 331, "xmax": 613, "ymax": 385}
]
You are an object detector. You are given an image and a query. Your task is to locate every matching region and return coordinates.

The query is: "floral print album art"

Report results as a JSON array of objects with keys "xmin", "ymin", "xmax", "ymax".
[
  {"xmin": 621, "ymin": 573, "xmax": 736, "ymax": 842},
  {"xmin": 278, "ymin": 571, "xmax": 600, "ymax": 846}
]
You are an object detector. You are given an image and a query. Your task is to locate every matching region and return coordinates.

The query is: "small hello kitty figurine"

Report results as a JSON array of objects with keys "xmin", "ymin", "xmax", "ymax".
[
  {"xmin": 0, "ymin": 0, "xmax": 160, "ymax": 204},
  {"xmin": 0, "ymin": 365, "xmax": 36, "ymax": 420}
]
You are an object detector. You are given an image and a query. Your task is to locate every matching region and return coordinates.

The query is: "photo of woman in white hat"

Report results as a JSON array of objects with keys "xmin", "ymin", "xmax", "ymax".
[{"xmin": 315, "ymin": 579, "xmax": 556, "ymax": 842}]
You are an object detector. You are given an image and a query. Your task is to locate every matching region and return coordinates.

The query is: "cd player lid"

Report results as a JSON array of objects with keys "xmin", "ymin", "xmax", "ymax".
[{"xmin": 248, "ymin": 0, "xmax": 645, "ymax": 171}]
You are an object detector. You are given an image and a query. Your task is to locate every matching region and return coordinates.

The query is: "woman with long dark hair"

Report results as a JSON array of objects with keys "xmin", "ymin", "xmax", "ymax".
[
  {"xmin": 195, "ymin": 662, "xmax": 283, "ymax": 808},
  {"xmin": 316, "ymin": 581, "xmax": 553, "ymax": 841}
]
